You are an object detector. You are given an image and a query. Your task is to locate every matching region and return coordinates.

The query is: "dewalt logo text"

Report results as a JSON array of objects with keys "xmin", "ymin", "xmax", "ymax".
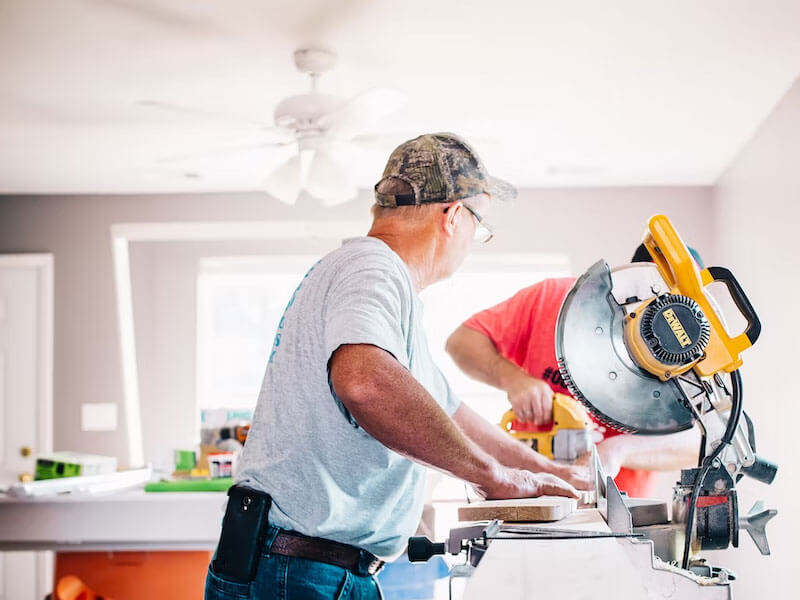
[{"xmin": 663, "ymin": 308, "xmax": 692, "ymax": 348}]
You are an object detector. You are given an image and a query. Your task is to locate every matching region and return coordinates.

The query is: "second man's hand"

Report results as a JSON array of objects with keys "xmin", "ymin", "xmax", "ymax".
[{"xmin": 506, "ymin": 372, "xmax": 554, "ymax": 425}]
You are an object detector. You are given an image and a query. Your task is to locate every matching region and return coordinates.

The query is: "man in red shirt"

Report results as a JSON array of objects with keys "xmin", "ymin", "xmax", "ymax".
[{"xmin": 446, "ymin": 248, "xmax": 701, "ymax": 498}]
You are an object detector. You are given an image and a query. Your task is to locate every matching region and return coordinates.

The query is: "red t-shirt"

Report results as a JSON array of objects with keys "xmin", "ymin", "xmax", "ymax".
[{"xmin": 462, "ymin": 277, "xmax": 656, "ymax": 498}]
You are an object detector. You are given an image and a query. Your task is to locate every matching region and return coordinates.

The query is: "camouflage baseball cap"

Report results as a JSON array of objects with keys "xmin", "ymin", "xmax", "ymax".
[{"xmin": 374, "ymin": 132, "xmax": 517, "ymax": 207}]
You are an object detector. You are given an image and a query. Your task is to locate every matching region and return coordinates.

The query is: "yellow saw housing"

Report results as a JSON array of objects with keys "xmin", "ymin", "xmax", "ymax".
[{"xmin": 623, "ymin": 215, "xmax": 761, "ymax": 381}]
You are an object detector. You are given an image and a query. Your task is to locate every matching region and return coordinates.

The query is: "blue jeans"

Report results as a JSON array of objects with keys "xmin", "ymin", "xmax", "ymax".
[{"xmin": 204, "ymin": 525, "xmax": 383, "ymax": 600}]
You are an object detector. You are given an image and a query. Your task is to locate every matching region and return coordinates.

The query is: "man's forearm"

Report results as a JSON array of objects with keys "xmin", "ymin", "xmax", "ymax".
[
  {"xmin": 329, "ymin": 344, "xmax": 501, "ymax": 488},
  {"xmin": 623, "ymin": 427, "xmax": 701, "ymax": 470},
  {"xmin": 446, "ymin": 325, "xmax": 528, "ymax": 391},
  {"xmin": 452, "ymin": 402, "xmax": 557, "ymax": 474},
  {"xmin": 604, "ymin": 427, "xmax": 701, "ymax": 472}
]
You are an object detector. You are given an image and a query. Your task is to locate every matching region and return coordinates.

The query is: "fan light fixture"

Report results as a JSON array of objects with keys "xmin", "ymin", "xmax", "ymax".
[{"xmin": 263, "ymin": 135, "xmax": 357, "ymax": 206}]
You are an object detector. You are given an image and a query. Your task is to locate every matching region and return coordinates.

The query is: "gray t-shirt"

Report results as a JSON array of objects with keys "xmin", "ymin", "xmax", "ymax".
[{"xmin": 237, "ymin": 236, "xmax": 461, "ymax": 558}]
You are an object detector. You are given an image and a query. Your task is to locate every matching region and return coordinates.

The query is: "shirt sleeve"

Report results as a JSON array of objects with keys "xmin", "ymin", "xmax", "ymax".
[
  {"xmin": 324, "ymin": 257, "xmax": 411, "ymax": 369},
  {"xmin": 461, "ymin": 283, "xmax": 541, "ymax": 361}
]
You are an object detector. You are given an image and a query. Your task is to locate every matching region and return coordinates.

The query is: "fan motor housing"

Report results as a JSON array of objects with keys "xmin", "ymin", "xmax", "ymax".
[{"xmin": 624, "ymin": 294, "xmax": 711, "ymax": 381}]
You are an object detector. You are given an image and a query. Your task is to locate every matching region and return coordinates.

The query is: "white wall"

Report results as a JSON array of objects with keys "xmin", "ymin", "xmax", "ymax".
[{"xmin": 702, "ymin": 79, "xmax": 800, "ymax": 598}]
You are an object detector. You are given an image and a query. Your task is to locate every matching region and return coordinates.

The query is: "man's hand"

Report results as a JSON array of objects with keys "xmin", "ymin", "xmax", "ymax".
[
  {"xmin": 476, "ymin": 466, "xmax": 579, "ymax": 500},
  {"xmin": 552, "ymin": 461, "xmax": 594, "ymax": 491},
  {"xmin": 596, "ymin": 437, "xmax": 625, "ymax": 479},
  {"xmin": 507, "ymin": 373, "xmax": 554, "ymax": 425}
]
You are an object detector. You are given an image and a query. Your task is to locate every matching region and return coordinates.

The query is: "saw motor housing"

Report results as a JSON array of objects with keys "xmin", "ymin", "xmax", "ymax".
[
  {"xmin": 623, "ymin": 214, "xmax": 760, "ymax": 382},
  {"xmin": 624, "ymin": 293, "xmax": 710, "ymax": 382}
]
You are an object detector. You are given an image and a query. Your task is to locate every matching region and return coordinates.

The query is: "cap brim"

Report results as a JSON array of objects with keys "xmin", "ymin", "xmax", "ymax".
[{"xmin": 488, "ymin": 176, "xmax": 517, "ymax": 202}]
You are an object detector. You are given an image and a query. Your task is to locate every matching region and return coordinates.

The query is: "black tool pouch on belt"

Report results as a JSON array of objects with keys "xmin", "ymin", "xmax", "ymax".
[{"xmin": 212, "ymin": 484, "xmax": 272, "ymax": 583}]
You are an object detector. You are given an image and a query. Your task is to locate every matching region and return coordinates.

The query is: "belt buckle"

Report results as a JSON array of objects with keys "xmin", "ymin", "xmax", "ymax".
[
  {"xmin": 366, "ymin": 558, "xmax": 385, "ymax": 575},
  {"xmin": 358, "ymin": 549, "xmax": 385, "ymax": 575}
]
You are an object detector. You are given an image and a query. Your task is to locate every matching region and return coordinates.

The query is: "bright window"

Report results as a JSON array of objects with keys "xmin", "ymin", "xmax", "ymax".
[
  {"xmin": 196, "ymin": 252, "xmax": 570, "ymax": 419},
  {"xmin": 196, "ymin": 256, "xmax": 321, "ymax": 410}
]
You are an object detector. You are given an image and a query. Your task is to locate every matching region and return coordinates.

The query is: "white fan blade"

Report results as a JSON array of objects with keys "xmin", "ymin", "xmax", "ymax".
[
  {"xmin": 320, "ymin": 88, "xmax": 407, "ymax": 140},
  {"xmin": 306, "ymin": 149, "xmax": 358, "ymax": 205},
  {"xmin": 264, "ymin": 154, "xmax": 302, "ymax": 205},
  {"xmin": 137, "ymin": 100, "xmax": 281, "ymax": 130},
  {"xmin": 156, "ymin": 140, "xmax": 294, "ymax": 164}
]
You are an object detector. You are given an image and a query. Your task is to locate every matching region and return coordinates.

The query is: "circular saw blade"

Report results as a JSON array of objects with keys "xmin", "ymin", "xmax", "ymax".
[{"xmin": 555, "ymin": 260, "xmax": 695, "ymax": 435}]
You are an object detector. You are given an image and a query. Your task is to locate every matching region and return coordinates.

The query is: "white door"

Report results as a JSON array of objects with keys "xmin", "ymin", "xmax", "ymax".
[{"xmin": 0, "ymin": 254, "xmax": 54, "ymax": 600}]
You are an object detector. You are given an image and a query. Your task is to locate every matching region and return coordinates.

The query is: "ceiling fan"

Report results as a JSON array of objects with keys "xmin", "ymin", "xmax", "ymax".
[{"xmin": 141, "ymin": 47, "xmax": 408, "ymax": 205}]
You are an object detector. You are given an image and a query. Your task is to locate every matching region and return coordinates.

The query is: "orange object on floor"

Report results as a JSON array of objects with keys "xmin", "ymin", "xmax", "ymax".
[
  {"xmin": 53, "ymin": 575, "xmax": 113, "ymax": 600},
  {"xmin": 54, "ymin": 551, "xmax": 212, "ymax": 600}
]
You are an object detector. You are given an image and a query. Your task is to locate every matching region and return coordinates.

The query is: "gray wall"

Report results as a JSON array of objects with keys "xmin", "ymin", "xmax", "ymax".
[
  {"xmin": 0, "ymin": 193, "xmax": 369, "ymax": 462},
  {"xmin": 702, "ymin": 79, "xmax": 800, "ymax": 599},
  {"xmin": 0, "ymin": 188, "xmax": 713, "ymax": 464}
]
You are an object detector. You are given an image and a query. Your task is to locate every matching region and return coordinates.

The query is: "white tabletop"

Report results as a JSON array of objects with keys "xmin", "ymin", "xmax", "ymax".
[{"xmin": 0, "ymin": 490, "xmax": 226, "ymax": 552}]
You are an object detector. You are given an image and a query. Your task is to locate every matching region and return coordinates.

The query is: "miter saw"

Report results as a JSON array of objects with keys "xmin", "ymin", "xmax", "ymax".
[
  {"xmin": 556, "ymin": 214, "xmax": 778, "ymax": 573},
  {"xmin": 408, "ymin": 215, "xmax": 777, "ymax": 598}
]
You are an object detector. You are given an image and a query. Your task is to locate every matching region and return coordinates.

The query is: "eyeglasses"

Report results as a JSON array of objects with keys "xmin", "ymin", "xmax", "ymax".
[
  {"xmin": 443, "ymin": 201, "xmax": 494, "ymax": 243},
  {"xmin": 462, "ymin": 202, "xmax": 494, "ymax": 243}
]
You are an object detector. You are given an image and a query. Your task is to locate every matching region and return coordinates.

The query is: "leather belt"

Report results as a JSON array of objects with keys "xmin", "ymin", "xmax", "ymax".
[{"xmin": 270, "ymin": 530, "xmax": 385, "ymax": 576}]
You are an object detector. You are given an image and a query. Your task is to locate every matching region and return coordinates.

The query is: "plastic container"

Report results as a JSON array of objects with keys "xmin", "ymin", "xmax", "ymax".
[{"xmin": 377, "ymin": 554, "xmax": 449, "ymax": 599}]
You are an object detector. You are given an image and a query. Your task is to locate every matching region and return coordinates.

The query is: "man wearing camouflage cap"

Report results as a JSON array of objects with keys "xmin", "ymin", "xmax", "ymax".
[{"xmin": 205, "ymin": 133, "xmax": 591, "ymax": 600}]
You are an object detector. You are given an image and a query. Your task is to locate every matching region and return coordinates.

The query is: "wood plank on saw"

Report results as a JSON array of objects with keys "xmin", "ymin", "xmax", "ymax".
[{"xmin": 457, "ymin": 496, "xmax": 577, "ymax": 522}]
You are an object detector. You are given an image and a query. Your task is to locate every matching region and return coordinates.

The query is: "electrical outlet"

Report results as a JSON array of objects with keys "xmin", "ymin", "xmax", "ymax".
[{"xmin": 81, "ymin": 403, "xmax": 118, "ymax": 432}]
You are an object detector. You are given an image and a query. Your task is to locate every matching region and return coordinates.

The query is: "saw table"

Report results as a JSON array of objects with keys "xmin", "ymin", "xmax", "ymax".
[{"xmin": 462, "ymin": 508, "xmax": 730, "ymax": 600}]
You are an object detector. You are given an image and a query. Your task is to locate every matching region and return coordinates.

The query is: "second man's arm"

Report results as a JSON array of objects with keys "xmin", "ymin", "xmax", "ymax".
[{"xmin": 446, "ymin": 325, "xmax": 554, "ymax": 424}]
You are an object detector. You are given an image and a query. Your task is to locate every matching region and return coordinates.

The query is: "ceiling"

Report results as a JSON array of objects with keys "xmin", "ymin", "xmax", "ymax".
[{"xmin": 1, "ymin": 0, "xmax": 800, "ymax": 194}]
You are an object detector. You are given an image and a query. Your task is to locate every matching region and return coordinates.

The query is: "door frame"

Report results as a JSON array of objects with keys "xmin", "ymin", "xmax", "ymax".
[
  {"xmin": 0, "ymin": 253, "xmax": 53, "ymax": 463},
  {"xmin": 0, "ymin": 253, "xmax": 54, "ymax": 598}
]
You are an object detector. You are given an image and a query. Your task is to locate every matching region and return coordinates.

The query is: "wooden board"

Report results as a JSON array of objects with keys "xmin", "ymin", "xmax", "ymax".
[{"xmin": 457, "ymin": 496, "xmax": 577, "ymax": 522}]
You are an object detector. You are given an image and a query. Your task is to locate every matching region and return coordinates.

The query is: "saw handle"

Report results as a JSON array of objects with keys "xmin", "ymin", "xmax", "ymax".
[
  {"xmin": 644, "ymin": 214, "xmax": 703, "ymax": 295},
  {"xmin": 407, "ymin": 536, "xmax": 446, "ymax": 562},
  {"xmin": 706, "ymin": 266, "xmax": 761, "ymax": 345}
]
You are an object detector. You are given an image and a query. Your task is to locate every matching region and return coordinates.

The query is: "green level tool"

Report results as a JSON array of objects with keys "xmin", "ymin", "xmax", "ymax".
[{"xmin": 144, "ymin": 478, "xmax": 233, "ymax": 492}]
